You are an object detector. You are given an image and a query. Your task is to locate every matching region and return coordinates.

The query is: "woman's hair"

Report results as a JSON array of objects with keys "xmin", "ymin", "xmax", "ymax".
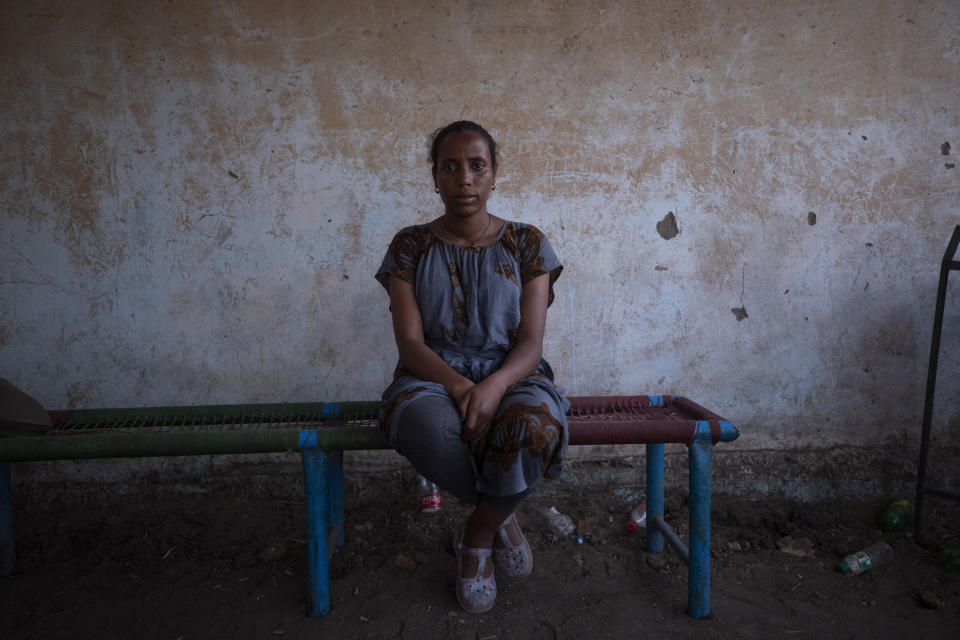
[{"xmin": 429, "ymin": 121, "xmax": 498, "ymax": 177}]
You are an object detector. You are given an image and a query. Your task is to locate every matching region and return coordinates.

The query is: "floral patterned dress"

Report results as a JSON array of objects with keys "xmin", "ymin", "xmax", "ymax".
[{"xmin": 376, "ymin": 220, "xmax": 570, "ymax": 497}]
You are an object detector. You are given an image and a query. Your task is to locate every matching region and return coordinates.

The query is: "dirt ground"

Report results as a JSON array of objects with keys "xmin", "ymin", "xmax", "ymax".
[{"xmin": 2, "ymin": 479, "xmax": 959, "ymax": 640}]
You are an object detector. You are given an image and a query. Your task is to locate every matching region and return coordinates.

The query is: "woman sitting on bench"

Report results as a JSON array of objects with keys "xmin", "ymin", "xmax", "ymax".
[{"xmin": 376, "ymin": 120, "xmax": 569, "ymax": 613}]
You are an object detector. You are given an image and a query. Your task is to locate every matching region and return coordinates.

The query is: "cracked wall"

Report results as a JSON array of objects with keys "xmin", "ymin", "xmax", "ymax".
[{"xmin": 2, "ymin": 0, "xmax": 959, "ymax": 454}]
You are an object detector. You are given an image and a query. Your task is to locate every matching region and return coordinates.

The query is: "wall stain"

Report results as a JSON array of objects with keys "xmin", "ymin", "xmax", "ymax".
[
  {"xmin": 732, "ymin": 263, "xmax": 748, "ymax": 322},
  {"xmin": 807, "ymin": 211, "xmax": 817, "ymax": 225},
  {"xmin": 65, "ymin": 382, "xmax": 92, "ymax": 410},
  {"xmin": 942, "ymin": 142, "xmax": 951, "ymax": 156},
  {"xmin": 214, "ymin": 222, "xmax": 233, "ymax": 247},
  {"xmin": 46, "ymin": 111, "xmax": 122, "ymax": 275},
  {"xmin": 656, "ymin": 211, "xmax": 679, "ymax": 240}
]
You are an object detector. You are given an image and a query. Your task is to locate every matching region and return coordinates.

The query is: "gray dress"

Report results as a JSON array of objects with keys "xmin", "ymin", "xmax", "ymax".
[{"xmin": 376, "ymin": 220, "xmax": 569, "ymax": 502}]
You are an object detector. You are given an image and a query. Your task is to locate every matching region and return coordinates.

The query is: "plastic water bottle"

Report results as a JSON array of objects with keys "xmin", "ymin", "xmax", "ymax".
[
  {"xmin": 626, "ymin": 501, "xmax": 647, "ymax": 533},
  {"xmin": 418, "ymin": 475, "xmax": 442, "ymax": 513},
  {"xmin": 835, "ymin": 541, "xmax": 894, "ymax": 575},
  {"xmin": 880, "ymin": 499, "xmax": 912, "ymax": 532}
]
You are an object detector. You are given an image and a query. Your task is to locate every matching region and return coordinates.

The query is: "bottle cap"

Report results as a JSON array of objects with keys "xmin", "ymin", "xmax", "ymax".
[{"xmin": 835, "ymin": 563, "xmax": 851, "ymax": 574}]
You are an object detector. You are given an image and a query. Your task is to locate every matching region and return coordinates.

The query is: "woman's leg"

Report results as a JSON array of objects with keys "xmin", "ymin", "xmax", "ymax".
[
  {"xmin": 395, "ymin": 386, "xmax": 564, "ymax": 590},
  {"xmin": 476, "ymin": 383, "xmax": 567, "ymax": 504},
  {"xmin": 465, "ymin": 492, "xmax": 531, "ymax": 556},
  {"xmin": 469, "ymin": 380, "xmax": 568, "ymax": 553},
  {"xmin": 394, "ymin": 396, "xmax": 513, "ymax": 580},
  {"xmin": 393, "ymin": 394, "xmax": 479, "ymax": 506}
]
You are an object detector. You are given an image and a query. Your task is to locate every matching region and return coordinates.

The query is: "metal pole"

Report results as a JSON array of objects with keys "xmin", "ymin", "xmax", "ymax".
[
  {"xmin": 0, "ymin": 463, "xmax": 14, "ymax": 576},
  {"xmin": 328, "ymin": 451, "xmax": 345, "ymax": 548},
  {"xmin": 916, "ymin": 225, "xmax": 960, "ymax": 538},
  {"xmin": 646, "ymin": 443, "xmax": 665, "ymax": 554},
  {"xmin": 0, "ymin": 426, "xmax": 388, "ymax": 463},
  {"xmin": 649, "ymin": 514, "xmax": 689, "ymax": 562},
  {"xmin": 688, "ymin": 422, "xmax": 713, "ymax": 619},
  {"xmin": 302, "ymin": 447, "xmax": 330, "ymax": 616}
]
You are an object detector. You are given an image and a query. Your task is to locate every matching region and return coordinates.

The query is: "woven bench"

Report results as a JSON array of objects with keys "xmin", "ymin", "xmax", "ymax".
[{"xmin": 0, "ymin": 395, "xmax": 738, "ymax": 619}]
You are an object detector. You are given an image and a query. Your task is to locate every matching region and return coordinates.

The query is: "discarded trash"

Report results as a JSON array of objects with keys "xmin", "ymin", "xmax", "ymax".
[
  {"xmin": 417, "ymin": 474, "xmax": 442, "ymax": 514},
  {"xmin": 835, "ymin": 541, "xmax": 894, "ymax": 575},
  {"xmin": 626, "ymin": 501, "xmax": 647, "ymax": 533},
  {"xmin": 941, "ymin": 548, "xmax": 960, "ymax": 572},
  {"xmin": 522, "ymin": 503, "xmax": 576, "ymax": 537},
  {"xmin": 576, "ymin": 519, "xmax": 592, "ymax": 545},
  {"xmin": 393, "ymin": 553, "xmax": 417, "ymax": 569},
  {"xmin": 776, "ymin": 535, "xmax": 816, "ymax": 558},
  {"xmin": 918, "ymin": 589, "xmax": 944, "ymax": 610},
  {"xmin": 259, "ymin": 542, "xmax": 286, "ymax": 563},
  {"xmin": 880, "ymin": 499, "xmax": 912, "ymax": 532}
]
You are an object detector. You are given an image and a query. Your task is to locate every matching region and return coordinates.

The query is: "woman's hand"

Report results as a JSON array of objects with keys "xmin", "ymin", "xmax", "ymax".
[{"xmin": 456, "ymin": 378, "xmax": 507, "ymax": 455}]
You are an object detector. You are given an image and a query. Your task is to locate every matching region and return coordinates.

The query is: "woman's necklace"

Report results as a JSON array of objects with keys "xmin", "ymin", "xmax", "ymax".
[{"xmin": 443, "ymin": 213, "xmax": 492, "ymax": 248}]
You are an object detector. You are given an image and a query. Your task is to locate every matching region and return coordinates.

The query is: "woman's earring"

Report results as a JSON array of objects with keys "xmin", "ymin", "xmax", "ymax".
[
  {"xmin": 435, "ymin": 186, "xmax": 440, "ymax": 193},
  {"xmin": 491, "ymin": 183, "xmax": 496, "ymax": 191}
]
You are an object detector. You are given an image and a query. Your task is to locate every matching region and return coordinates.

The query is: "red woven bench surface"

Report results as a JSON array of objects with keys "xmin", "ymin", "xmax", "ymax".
[{"xmin": 566, "ymin": 396, "xmax": 732, "ymax": 446}]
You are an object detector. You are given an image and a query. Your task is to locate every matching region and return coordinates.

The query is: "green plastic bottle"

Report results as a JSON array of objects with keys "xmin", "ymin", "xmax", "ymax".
[
  {"xmin": 880, "ymin": 499, "xmax": 912, "ymax": 532},
  {"xmin": 942, "ymin": 548, "xmax": 960, "ymax": 572}
]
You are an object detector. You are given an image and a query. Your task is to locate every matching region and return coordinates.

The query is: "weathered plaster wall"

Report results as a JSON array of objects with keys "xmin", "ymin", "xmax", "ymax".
[{"xmin": 2, "ymin": 0, "xmax": 959, "ymax": 460}]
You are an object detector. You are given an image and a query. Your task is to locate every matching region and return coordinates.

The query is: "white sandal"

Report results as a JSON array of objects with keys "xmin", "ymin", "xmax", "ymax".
[
  {"xmin": 453, "ymin": 524, "xmax": 497, "ymax": 613},
  {"xmin": 493, "ymin": 512, "xmax": 533, "ymax": 577}
]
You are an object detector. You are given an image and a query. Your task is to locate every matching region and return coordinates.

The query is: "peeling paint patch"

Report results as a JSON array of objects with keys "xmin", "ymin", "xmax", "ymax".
[
  {"xmin": 807, "ymin": 211, "xmax": 817, "ymax": 225},
  {"xmin": 731, "ymin": 307, "xmax": 749, "ymax": 321},
  {"xmin": 656, "ymin": 212, "xmax": 679, "ymax": 240},
  {"xmin": 946, "ymin": 163, "xmax": 956, "ymax": 170},
  {"xmin": 654, "ymin": 265, "xmax": 668, "ymax": 271},
  {"xmin": 942, "ymin": 142, "xmax": 951, "ymax": 156}
]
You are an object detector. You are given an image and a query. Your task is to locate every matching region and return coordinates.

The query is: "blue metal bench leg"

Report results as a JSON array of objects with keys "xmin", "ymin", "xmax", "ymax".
[
  {"xmin": 302, "ymin": 448, "xmax": 331, "ymax": 616},
  {"xmin": 646, "ymin": 443, "xmax": 665, "ymax": 554},
  {"xmin": 688, "ymin": 422, "xmax": 713, "ymax": 619},
  {"xmin": 328, "ymin": 451, "xmax": 344, "ymax": 548},
  {"xmin": 0, "ymin": 463, "xmax": 14, "ymax": 576}
]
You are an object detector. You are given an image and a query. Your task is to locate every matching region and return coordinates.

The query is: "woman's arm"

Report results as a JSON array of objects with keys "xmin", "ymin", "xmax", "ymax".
[
  {"xmin": 388, "ymin": 274, "xmax": 474, "ymax": 401},
  {"xmin": 458, "ymin": 273, "xmax": 550, "ymax": 451}
]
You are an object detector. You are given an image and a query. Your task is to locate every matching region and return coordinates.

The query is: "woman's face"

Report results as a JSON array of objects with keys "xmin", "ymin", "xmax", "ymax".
[{"xmin": 434, "ymin": 130, "xmax": 496, "ymax": 218}]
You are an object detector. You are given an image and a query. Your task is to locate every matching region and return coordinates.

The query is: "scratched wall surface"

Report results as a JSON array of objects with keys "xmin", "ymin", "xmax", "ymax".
[{"xmin": 1, "ymin": 0, "xmax": 959, "ymax": 453}]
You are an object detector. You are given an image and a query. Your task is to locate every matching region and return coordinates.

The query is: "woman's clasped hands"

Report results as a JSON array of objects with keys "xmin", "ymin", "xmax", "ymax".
[{"xmin": 452, "ymin": 377, "xmax": 507, "ymax": 455}]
